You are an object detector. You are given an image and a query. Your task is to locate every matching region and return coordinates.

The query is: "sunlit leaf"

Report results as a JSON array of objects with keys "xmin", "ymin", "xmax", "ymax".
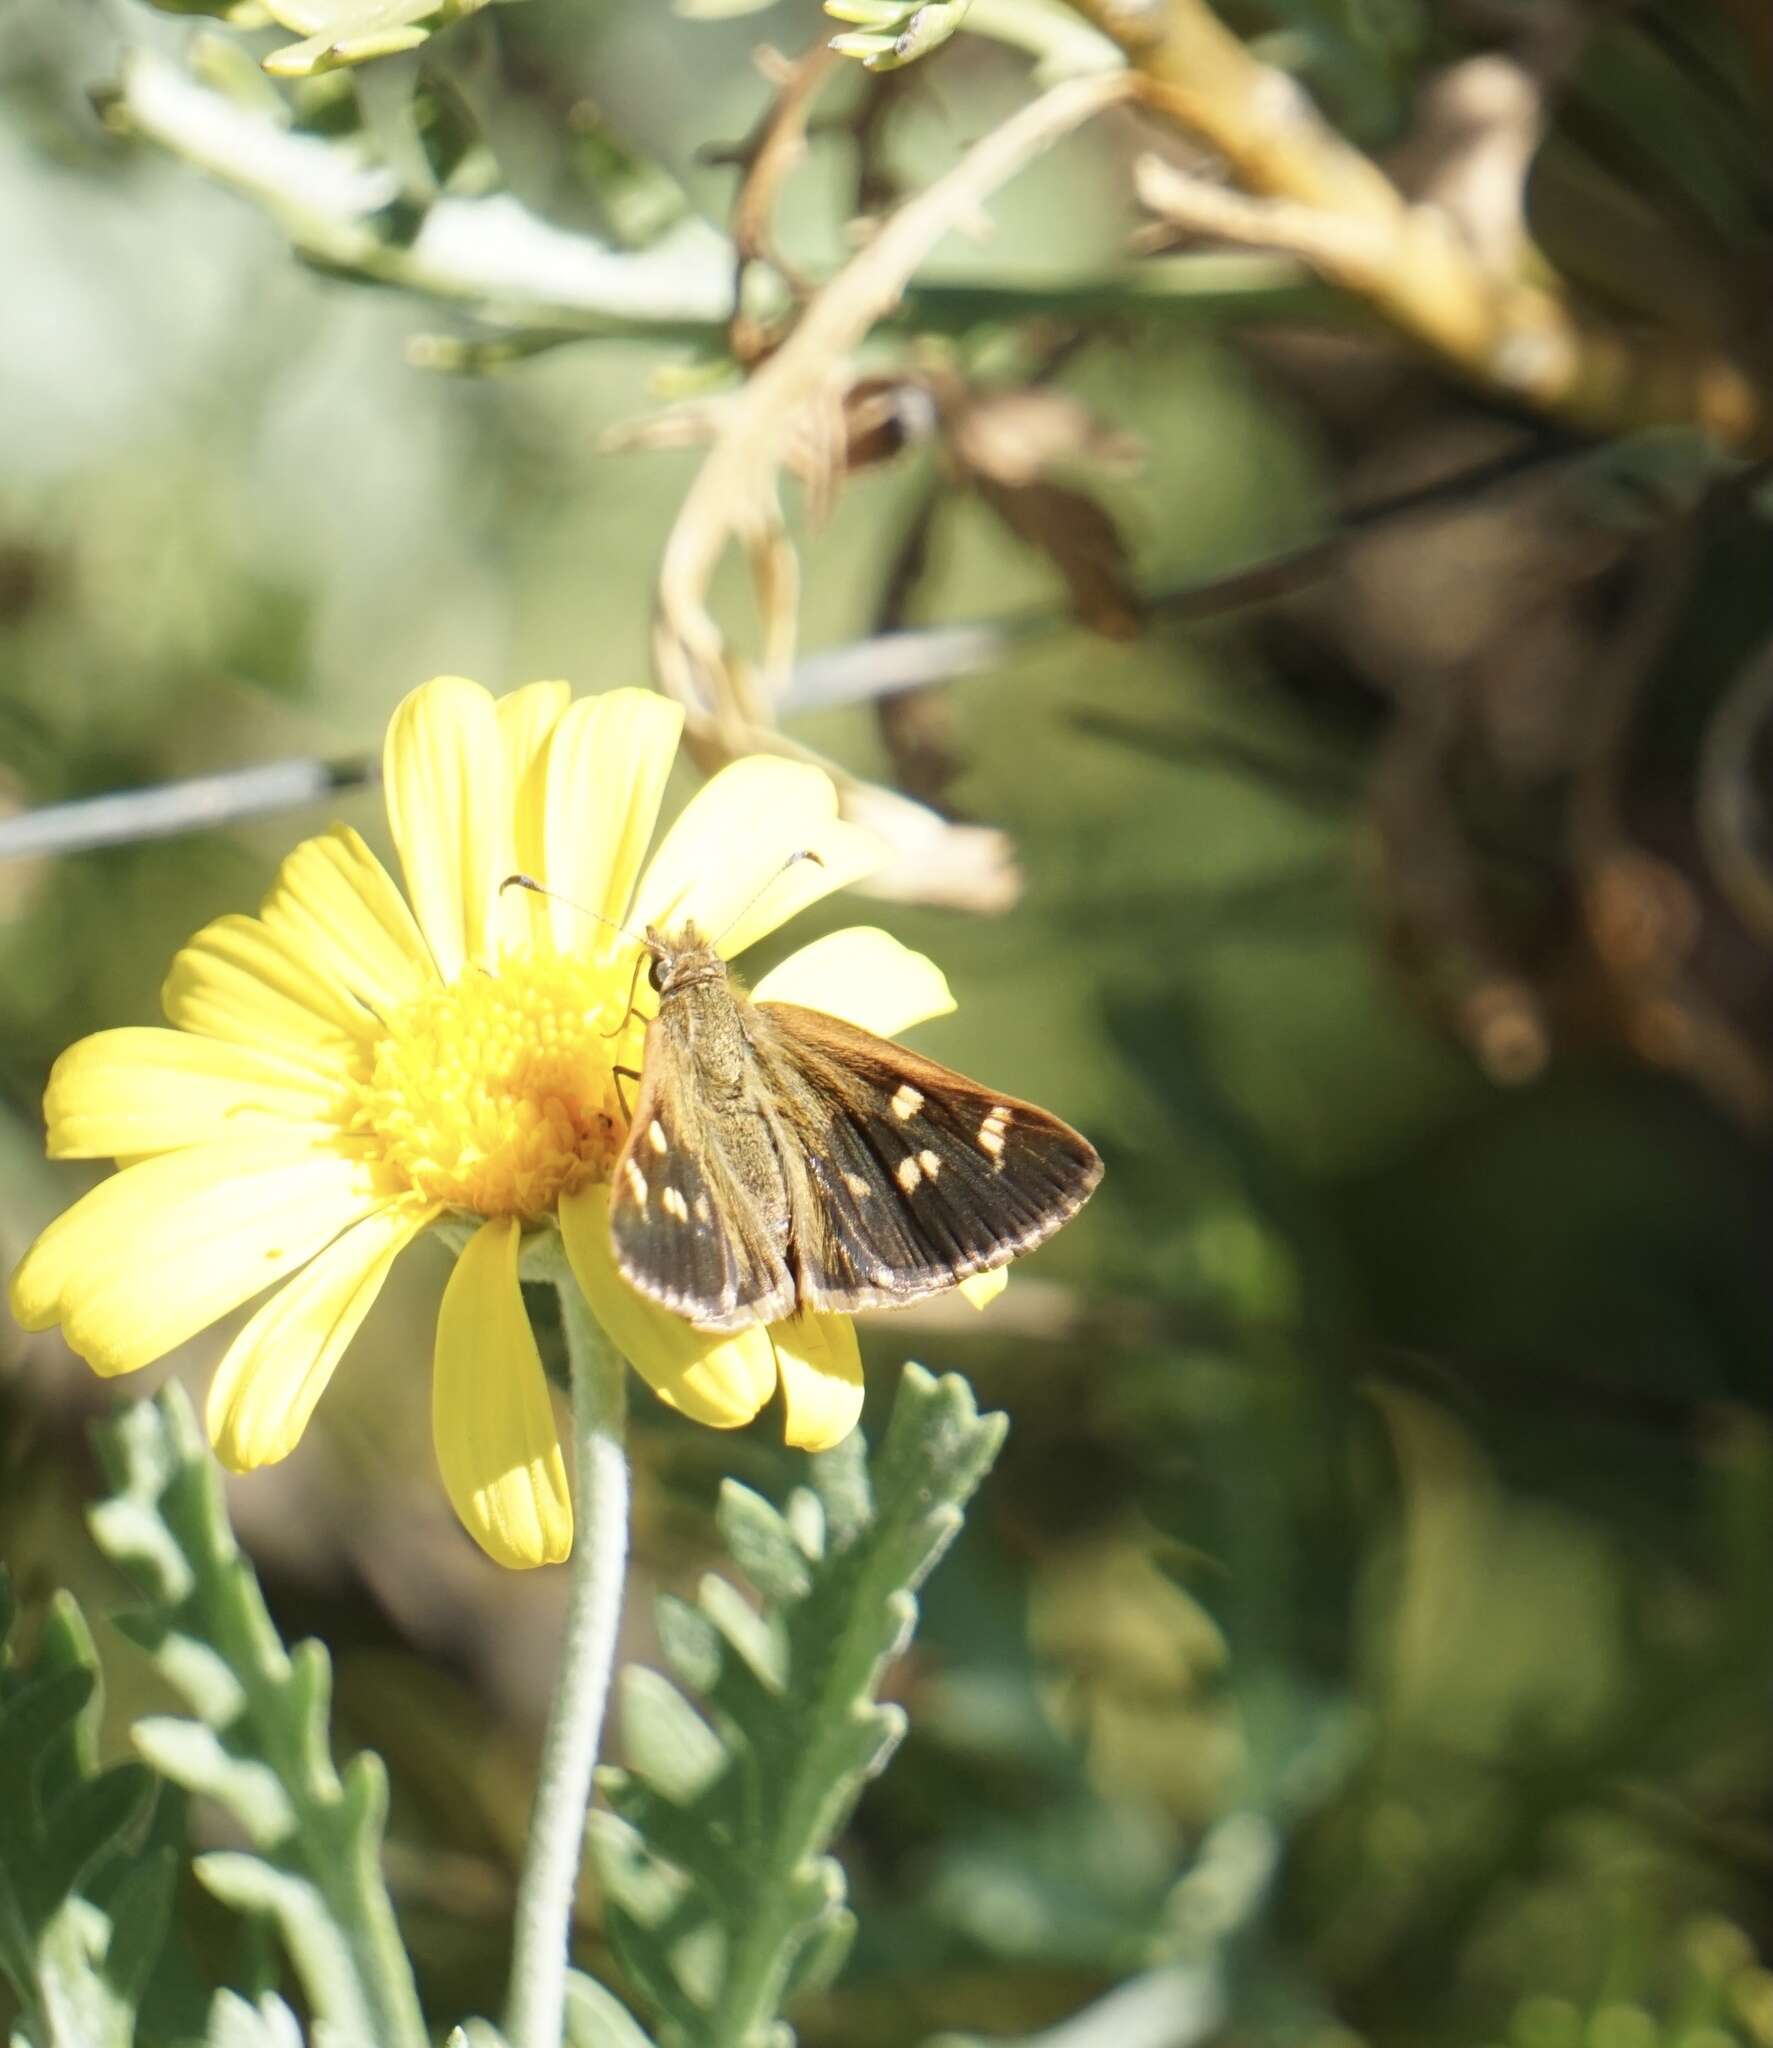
[
  {"xmin": 259, "ymin": 0, "xmax": 497, "ymax": 77},
  {"xmin": 0, "ymin": 1577, "xmax": 163, "ymax": 2048},
  {"xmin": 143, "ymin": 0, "xmax": 271, "ymax": 21},
  {"xmin": 591, "ymin": 1364, "xmax": 1006, "ymax": 2045},
  {"xmin": 825, "ymin": 0, "xmax": 969, "ymax": 70},
  {"xmin": 88, "ymin": 1387, "xmax": 429, "ymax": 2048}
]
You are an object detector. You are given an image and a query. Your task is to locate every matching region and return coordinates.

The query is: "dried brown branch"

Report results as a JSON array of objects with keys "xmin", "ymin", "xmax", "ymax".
[
  {"xmin": 1087, "ymin": 0, "xmax": 1773, "ymax": 453},
  {"xmin": 648, "ymin": 67, "xmax": 1134, "ymax": 909},
  {"xmin": 1369, "ymin": 645, "xmax": 1554, "ymax": 1089},
  {"xmin": 1134, "ymin": 160, "xmax": 1391, "ymax": 285},
  {"xmin": 1563, "ymin": 517, "xmax": 1772, "ymax": 1123},
  {"xmin": 1699, "ymin": 634, "xmax": 1773, "ymax": 947},
  {"xmin": 712, "ymin": 41, "xmax": 845, "ymax": 360},
  {"xmin": 1715, "ymin": 0, "xmax": 1773, "ymax": 103},
  {"xmin": 869, "ymin": 482, "xmax": 963, "ymax": 803}
]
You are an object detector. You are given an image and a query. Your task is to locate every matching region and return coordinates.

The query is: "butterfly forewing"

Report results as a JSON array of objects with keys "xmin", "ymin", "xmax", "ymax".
[{"xmin": 749, "ymin": 1002, "xmax": 1102, "ymax": 1314}]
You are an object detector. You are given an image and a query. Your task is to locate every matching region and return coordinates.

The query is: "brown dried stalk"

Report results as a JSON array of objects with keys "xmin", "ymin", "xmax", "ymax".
[
  {"xmin": 1699, "ymin": 633, "xmax": 1773, "ymax": 948},
  {"xmin": 715, "ymin": 42, "xmax": 845, "ymax": 360},
  {"xmin": 649, "ymin": 67, "xmax": 1134, "ymax": 909},
  {"xmin": 1090, "ymin": 0, "xmax": 1773, "ymax": 453}
]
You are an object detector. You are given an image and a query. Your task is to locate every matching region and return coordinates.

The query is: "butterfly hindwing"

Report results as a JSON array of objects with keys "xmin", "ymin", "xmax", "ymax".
[{"xmin": 750, "ymin": 1001, "xmax": 1102, "ymax": 1313}]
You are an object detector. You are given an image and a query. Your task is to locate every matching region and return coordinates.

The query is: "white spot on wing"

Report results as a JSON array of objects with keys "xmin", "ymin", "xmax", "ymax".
[
  {"xmin": 662, "ymin": 1186, "xmax": 689, "ymax": 1222},
  {"xmin": 648, "ymin": 1119, "xmax": 669, "ymax": 1155},
  {"xmin": 844, "ymin": 1171, "xmax": 872, "ymax": 1199},
  {"xmin": 891, "ymin": 1084, "xmax": 924, "ymax": 1121},
  {"xmin": 977, "ymin": 1104, "xmax": 1010, "ymax": 1161},
  {"xmin": 694, "ymin": 1193, "xmax": 712, "ymax": 1223},
  {"xmin": 918, "ymin": 1149, "xmax": 941, "ymax": 1178},
  {"xmin": 895, "ymin": 1154, "xmax": 923, "ymax": 1192},
  {"xmin": 624, "ymin": 1159, "xmax": 649, "ymax": 1204}
]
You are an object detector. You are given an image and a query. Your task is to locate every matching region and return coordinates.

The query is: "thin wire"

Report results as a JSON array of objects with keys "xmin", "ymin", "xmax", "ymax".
[
  {"xmin": 0, "ymin": 756, "xmax": 374, "ymax": 862},
  {"xmin": 0, "ymin": 431, "xmax": 1580, "ymax": 868}
]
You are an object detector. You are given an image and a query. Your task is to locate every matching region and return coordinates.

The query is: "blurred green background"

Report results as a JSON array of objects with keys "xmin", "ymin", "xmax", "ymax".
[{"xmin": 3, "ymin": 0, "xmax": 1771, "ymax": 2043}]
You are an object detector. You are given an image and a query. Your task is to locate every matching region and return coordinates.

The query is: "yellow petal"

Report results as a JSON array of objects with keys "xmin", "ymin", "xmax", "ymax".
[
  {"xmin": 163, "ymin": 913, "xmax": 376, "ymax": 1060},
  {"xmin": 433, "ymin": 1216, "xmax": 573, "ymax": 1568},
  {"xmin": 9, "ymin": 1136, "xmax": 387, "ymax": 1376},
  {"xmin": 959, "ymin": 1268, "xmax": 1008, "ymax": 1311},
  {"xmin": 207, "ymin": 1199, "xmax": 437, "ymax": 1470},
  {"xmin": 44, "ymin": 1028, "xmax": 346, "ymax": 1160},
  {"xmin": 558, "ymin": 1185, "xmax": 776, "ymax": 1429},
  {"xmin": 259, "ymin": 828, "xmax": 436, "ymax": 1019},
  {"xmin": 751, "ymin": 927, "xmax": 955, "ymax": 1036},
  {"xmin": 382, "ymin": 676, "xmax": 509, "ymax": 983},
  {"xmin": 628, "ymin": 757, "xmax": 884, "ymax": 960},
  {"xmin": 770, "ymin": 1312, "xmax": 864, "ymax": 1450},
  {"xmin": 543, "ymin": 690, "xmax": 684, "ymax": 954},
  {"xmin": 497, "ymin": 682, "xmax": 573, "ymax": 952}
]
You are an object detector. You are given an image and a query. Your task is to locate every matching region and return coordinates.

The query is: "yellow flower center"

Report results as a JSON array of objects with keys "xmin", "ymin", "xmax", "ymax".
[{"xmin": 354, "ymin": 949, "xmax": 632, "ymax": 1219}]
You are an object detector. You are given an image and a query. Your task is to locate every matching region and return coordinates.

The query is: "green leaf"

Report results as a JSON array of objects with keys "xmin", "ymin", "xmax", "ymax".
[
  {"xmin": 37, "ymin": 1594, "xmax": 104, "ymax": 1788},
  {"xmin": 714, "ymin": 1485, "xmax": 813, "ymax": 1607},
  {"xmin": 0, "ymin": 1572, "xmax": 166, "ymax": 2048},
  {"xmin": 563, "ymin": 1973, "xmax": 657, "ymax": 2048},
  {"xmin": 672, "ymin": 0, "xmax": 778, "ymax": 18},
  {"xmin": 35, "ymin": 1898, "xmax": 138, "ymax": 2048},
  {"xmin": 592, "ymin": 1364, "xmax": 1006, "ymax": 2048},
  {"xmin": 825, "ymin": 0, "xmax": 970, "ymax": 70},
  {"xmin": 259, "ymin": 0, "xmax": 496, "ymax": 77},
  {"xmin": 143, "ymin": 0, "xmax": 271, "ymax": 20},
  {"xmin": 90, "ymin": 1850, "xmax": 180, "ymax": 2016},
  {"xmin": 87, "ymin": 1386, "xmax": 427, "ymax": 2048},
  {"xmin": 203, "ymin": 1989, "xmax": 307, "ymax": 2048},
  {"xmin": 444, "ymin": 2022, "xmax": 510, "ymax": 2048},
  {"xmin": 35, "ymin": 1766, "xmax": 157, "ymax": 1921}
]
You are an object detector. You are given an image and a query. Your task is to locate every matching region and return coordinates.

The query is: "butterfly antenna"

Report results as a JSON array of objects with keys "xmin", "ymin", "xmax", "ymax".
[
  {"xmin": 712, "ymin": 848, "xmax": 826, "ymax": 950},
  {"xmin": 499, "ymin": 873, "xmax": 646, "ymax": 949}
]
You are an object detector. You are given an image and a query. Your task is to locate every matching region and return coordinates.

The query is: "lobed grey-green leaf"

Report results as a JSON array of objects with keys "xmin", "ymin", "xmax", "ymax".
[
  {"xmin": 600, "ymin": 1364, "xmax": 1006, "ymax": 2048},
  {"xmin": 564, "ymin": 1969, "xmax": 658, "ymax": 2048},
  {"xmin": 620, "ymin": 1669, "xmax": 727, "ymax": 1805},
  {"xmin": 717, "ymin": 1484, "xmax": 815, "ymax": 1606}
]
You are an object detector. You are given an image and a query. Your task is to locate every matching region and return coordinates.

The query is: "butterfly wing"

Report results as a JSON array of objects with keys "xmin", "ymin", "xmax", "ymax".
[
  {"xmin": 750, "ymin": 1001, "xmax": 1102, "ymax": 1313},
  {"xmin": 608, "ymin": 1017, "xmax": 797, "ymax": 1332}
]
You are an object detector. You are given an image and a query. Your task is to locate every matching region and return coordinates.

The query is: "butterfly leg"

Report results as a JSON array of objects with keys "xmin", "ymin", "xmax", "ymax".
[
  {"xmin": 613, "ymin": 1064, "xmax": 642, "ymax": 1125},
  {"xmin": 601, "ymin": 950, "xmax": 649, "ymax": 1039}
]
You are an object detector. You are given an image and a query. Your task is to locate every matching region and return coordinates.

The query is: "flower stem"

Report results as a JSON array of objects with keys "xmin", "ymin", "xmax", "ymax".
[{"xmin": 504, "ymin": 1267, "xmax": 630, "ymax": 2048}]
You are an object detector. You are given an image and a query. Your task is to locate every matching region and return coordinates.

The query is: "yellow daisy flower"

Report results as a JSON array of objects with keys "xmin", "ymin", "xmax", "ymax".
[{"xmin": 8, "ymin": 675, "xmax": 984, "ymax": 1568}]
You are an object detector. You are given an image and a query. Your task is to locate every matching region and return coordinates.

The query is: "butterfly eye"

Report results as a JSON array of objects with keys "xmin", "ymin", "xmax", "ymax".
[{"xmin": 646, "ymin": 955, "xmax": 667, "ymax": 995}]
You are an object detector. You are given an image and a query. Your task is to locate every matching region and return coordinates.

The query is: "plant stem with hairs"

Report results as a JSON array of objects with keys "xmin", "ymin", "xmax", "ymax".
[{"xmin": 504, "ymin": 1252, "xmax": 631, "ymax": 2048}]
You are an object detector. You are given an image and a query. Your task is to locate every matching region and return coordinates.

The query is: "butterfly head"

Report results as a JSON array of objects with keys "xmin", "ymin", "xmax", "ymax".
[{"xmin": 643, "ymin": 922, "xmax": 727, "ymax": 999}]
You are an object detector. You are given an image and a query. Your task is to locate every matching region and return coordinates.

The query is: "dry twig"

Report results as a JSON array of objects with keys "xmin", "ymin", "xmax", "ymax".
[
  {"xmin": 1091, "ymin": 0, "xmax": 1773, "ymax": 452},
  {"xmin": 1699, "ymin": 634, "xmax": 1773, "ymax": 947},
  {"xmin": 711, "ymin": 41, "xmax": 845, "ymax": 360},
  {"xmin": 648, "ymin": 67, "xmax": 1134, "ymax": 909}
]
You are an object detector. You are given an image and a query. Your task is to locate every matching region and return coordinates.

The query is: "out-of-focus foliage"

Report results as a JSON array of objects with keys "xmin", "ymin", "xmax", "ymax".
[
  {"xmin": 3, "ymin": 0, "xmax": 1772, "ymax": 2042},
  {"xmin": 825, "ymin": 0, "xmax": 971, "ymax": 74},
  {"xmin": 85, "ymin": 1386, "xmax": 428, "ymax": 2048},
  {"xmin": 0, "ymin": 1374, "xmax": 1004, "ymax": 2046},
  {"xmin": 0, "ymin": 1575, "xmax": 166, "ymax": 2048}
]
